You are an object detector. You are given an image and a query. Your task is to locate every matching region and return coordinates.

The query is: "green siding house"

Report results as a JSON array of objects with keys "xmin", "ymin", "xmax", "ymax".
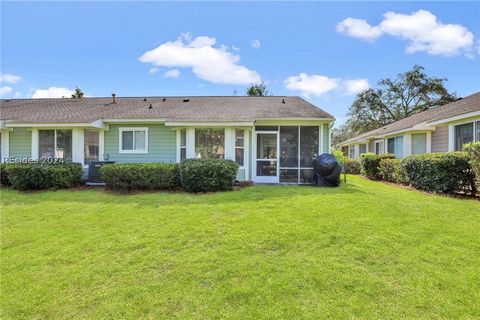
[{"xmin": 0, "ymin": 96, "xmax": 335, "ymax": 183}]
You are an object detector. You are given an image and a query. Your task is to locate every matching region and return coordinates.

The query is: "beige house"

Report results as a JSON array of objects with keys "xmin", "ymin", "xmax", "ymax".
[{"xmin": 340, "ymin": 92, "xmax": 480, "ymax": 159}]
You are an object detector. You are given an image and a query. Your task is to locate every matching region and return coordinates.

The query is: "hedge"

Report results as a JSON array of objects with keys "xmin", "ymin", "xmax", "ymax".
[
  {"xmin": 101, "ymin": 163, "xmax": 179, "ymax": 192},
  {"xmin": 379, "ymin": 158, "xmax": 408, "ymax": 184},
  {"xmin": 0, "ymin": 163, "xmax": 10, "ymax": 186},
  {"xmin": 179, "ymin": 159, "xmax": 239, "ymax": 192},
  {"xmin": 344, "ymin": 158, "xmax": 361, "ymax": 174},
  {"xmin": 463, "ymin": 141, "xmax": 480, "ymax": 191},
  {"xmin": 402, "ymin": 152, "xmax": 476, "ymax": 194},
  {"xmin": 4, "ymin": 163, "xmax": 83, "ymax": 190},
  {"xmin": 360, "ymin": 153, "xmax": 396, "ymax": 180}
]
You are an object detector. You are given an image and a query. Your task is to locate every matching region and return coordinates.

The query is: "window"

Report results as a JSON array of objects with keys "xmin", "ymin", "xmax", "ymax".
[
  {"xmin": 476, "ymin": 121, "xmax": 480, "ymax": 142},
  {"xmin": 235, "ymin": 129, "xmax": 244, "ymax": 166},
  {"xmin": 349, "ymin": 145, "xmax": 355, "ymax": 159},
  {"xmin": 455, "ymin": 122, "xmax": 474, "ymax": 151},
  {"xmin": 411, "ymin": 133, "xmax": 427, "ymax": 155},
  {"xmin": 39, "ymin": 129, "xmax": 72, "ymax": 160},
  {"xmin": 119, "ymin": 128, "xmax": 148, "ymax": 153},
  {"xmin": 195, "ymin": 128, "xmax": 225, "ymax": 159},
  {"xmin": 84, "ymin": 130, "xmax": 99, "ymax": 164},
  {"xmin": 359, "ymin": 144, "xmax": 367, "ymax": 155},
  {"xmin": 375, "ymin": 141, "xmax": 384, "ymax": 155},
  {"xmin": 387, "ymin": 136, "xmax": 403, "ymax": 158},
  {"xmin": 179, "ymin": 129, "xmax": 187, "ymax": 161}
]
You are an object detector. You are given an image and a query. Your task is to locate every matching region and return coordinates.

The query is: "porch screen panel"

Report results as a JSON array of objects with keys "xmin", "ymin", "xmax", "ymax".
[
  {"xmin": 195, "ymin": 128, "xmax": 225, "ymax": 159},
  {"xmin": 39, "ymin": 130, "xmax": 55, "ymax": 159},
  {"xmin": 56, "ymin": 130, "xmax": 72, "ymax": 161},
  {"xmin": 300, "ymin": 126, "xmax": 319, "ymax": 183},
  {"xmin": 280, "ymin": 127, "xmax": 299, "ymax": 183},
  {"xmin": 84, "ymin": 130, "xmax": 99, "ymax": 164}
]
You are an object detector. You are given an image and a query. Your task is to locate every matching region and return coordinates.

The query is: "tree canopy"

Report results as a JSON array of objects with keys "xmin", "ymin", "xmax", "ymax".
[
  {"xmin": 71, "ymin": 87, "xmax": 85, "ymax": 99},
  {"xmin": 245, "ymin": 82, "xmax": 272, "ymax": 96}
]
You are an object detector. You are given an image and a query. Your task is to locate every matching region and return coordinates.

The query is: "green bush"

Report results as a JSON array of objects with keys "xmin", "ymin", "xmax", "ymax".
[
  {"xmin": 345, "ymin": 158, "xmax": 361, "ymax": 174},
  {"xmin": 0, "ymin": 163, "xmax": 10, "ymax": 186},
  {"xmin": 379, "ymin": 158, "xmax": 408, "ymax": 184},
  {"xmin": 332, "ymin": 149, "xmax": 346, "ymax": 163},
  {"xmin": 179, "ymin": 159, "xmax": 239, "ymax": 192},
  {"xmin": 4, "ymin": 163, "xmax": 83, "ymax": 190},
  {"xmin": 101, "ymin": 163, "xmax": 179, "ymax": 192},
  {"xmin": 463, "ymin": 141, "xmax": 480, "ymax": 191},
  {"xmin": 360, "ymin": 153, "xmax": 396, "ymax": 180},
  {"xmin": 402, "ymin": 152, "xmax": 476, "ymax": 194}
]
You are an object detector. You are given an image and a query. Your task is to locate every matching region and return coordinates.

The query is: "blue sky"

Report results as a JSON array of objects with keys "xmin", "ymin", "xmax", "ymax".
[{"xmin": 1, "ymin": 1, "xmax": 479, "ymax": 125}]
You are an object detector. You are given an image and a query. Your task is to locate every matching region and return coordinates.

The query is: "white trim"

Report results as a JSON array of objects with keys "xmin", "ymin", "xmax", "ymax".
[
  {"xmin": 6, "ymin": 121, "xmax": 105, "ymax": 128},
  {"xmin": 31, "ymin": 129, "xmax": 39, "ymax": 159},
  {"xmin": 186, "ymin": 128, "xmax": 195, "ymax": 159},
  {"xmin": 244, "ymin": 129, "xmax": 250, "ymax": 180},
  {"xmin": 403, "ymin": 133, "xmax": 412, "ymax": 157},
  {"xmin": 255, "ymin": 117, "xmax": 334, "ymax": 121},
  {"xmin": 224, "ymin": 127, "xmax": 235, "ymax": 161},
  {"xmin": 1, "ymin": 130, "xmax": 10, "ymax": 162},
  {"xmin": 176, "ymin": 129, "xmax": 181, "ymax": 163},
  {"xmin": 72, "ymin": 128, "xmax": 84, "ymax": 164},
  {"xmin": 427, "ymin": 110, "xmax": 480, "ymax": 126},
  {"xmin": 118, "ymin": 127, "xmax": 149, "ymax": 154},
  {"xmin": 166, "ymin": 121, "xmax": 254, "ymax": 127},
  {"xmin": 253, "ymin": 131, "xmax": 279, "ymax": 183},
  {"xmin": 104, "ymin": 118, "xmax": 166, "ymax": 123},
  {"xmin": 319, "ymin": 124, "xmax": 323, "ymax": 155},
  {"xmin": 448, "ymin": 124, "xmax": 455, "ymax": 151},
  {"xmin": 99, "ymin": 130, "xmax": 105, "ymax": 161},
  {"xmin": 426, "ymin": 132, "xmax": 432, "ymax": 153}
]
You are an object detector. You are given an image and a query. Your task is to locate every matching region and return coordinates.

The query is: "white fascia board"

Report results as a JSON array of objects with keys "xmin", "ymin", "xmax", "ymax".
[
  {"xmin": 103, "ymin": 118, "xmax": 167, "ymax": 123},
  {"xmin": 255, "ymin": 117, "xmax": 335, "ymax": 121},
  {"xmin": 426, "ymin": 110, "xmax": 480, "ymax": 126},
  {"xmin": 91, "ymin": 119, "xmax": 108, "ymax": 129},
  {"xmin": 6, "ymin": 122, "xmax": 100, "ymax": 128},
  {"xmin": 375, "ymin": 126, "xmax": 434, "ymax": 138},
  {"xmin": 165, "ymin": 121, "xmax": 254, "ymax": 127},
  {"xmin": 0, "ymin": 120, "xmax": 5, "ymax": 129}
]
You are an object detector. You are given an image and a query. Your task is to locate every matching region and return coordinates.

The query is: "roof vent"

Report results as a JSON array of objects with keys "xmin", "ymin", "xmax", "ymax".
[
  {"xmin": 183, "ymin": 99, "xmax": 190, "ymax": 103},
  {"xmin": 143, "ymin": 98, "xmax": 147, "ymax": 101},
  {"xmin": 282, "ymin": 99, "xmax": 285, "ymax": 104},
  {"xmin": 162, "ymin": 98, "xmax": 166, "ymax": 102},
  {"xmin": 148, "ymin": 103, "xmax": 153, "ymax": 109},
  {"xmin": 456, "ymin": 97, "xmax": 463, "ymax": 101},
  {"xmin": 112, "ymin": 93, "xmax": 116, "ymax": 104}
]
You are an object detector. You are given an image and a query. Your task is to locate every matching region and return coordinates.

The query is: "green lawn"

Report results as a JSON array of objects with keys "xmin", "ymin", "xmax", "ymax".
[{"xmin": 1, "ymin": 176, "xmax": 479, "ymax": 319}]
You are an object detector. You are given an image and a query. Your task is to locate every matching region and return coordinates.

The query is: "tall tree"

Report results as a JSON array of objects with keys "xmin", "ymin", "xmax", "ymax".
[
  {"xmin": 71, "ymin": 87, "xmax": 85, "ymax": 99},
  {"xmin": 246, "ymin": 82, "xmax": 272, "ymax": 96},
  {"xmin": 346, "ymin": 65, "xmax": 456, "ymax": 135}
]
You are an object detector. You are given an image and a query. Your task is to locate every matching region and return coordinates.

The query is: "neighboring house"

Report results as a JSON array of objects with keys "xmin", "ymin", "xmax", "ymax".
[
  {"xmin": 0, "ymin": 96, "xmax": 334, "ymax": 184},
  {"xmin": 339, "ymin": 92, "xmax": 480, "ymax": 159}
]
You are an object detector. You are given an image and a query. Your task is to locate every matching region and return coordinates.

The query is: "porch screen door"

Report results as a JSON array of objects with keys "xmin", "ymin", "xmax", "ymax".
[{"xmin": 255, "ymin": 132, "xmax": 279, "ymax": 183}]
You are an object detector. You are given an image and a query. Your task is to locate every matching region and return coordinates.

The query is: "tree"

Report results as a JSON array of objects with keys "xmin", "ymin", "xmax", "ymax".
[
  {"xmin": 71, "ymin": 87, "xmax": 85, "ymax": 99},
  {"xmin": 246, "ymin": 82, "xmax": 272, "ymax": 96},
  {"xmin": 345, "ymin": 65, "xmax": 456, "ymax": 135}
]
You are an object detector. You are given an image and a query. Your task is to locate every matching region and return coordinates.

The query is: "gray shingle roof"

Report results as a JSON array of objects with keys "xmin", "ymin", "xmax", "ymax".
[
  {"xmin": 0, "ymin": 96, "xmax": 334, "ymax": 123},
  {"xmin": 340, "ymin": 91, "xmax": 480, "ymax": 145}
]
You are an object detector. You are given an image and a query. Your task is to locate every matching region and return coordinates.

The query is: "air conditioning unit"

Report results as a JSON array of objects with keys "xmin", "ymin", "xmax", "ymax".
[{"xmin": 88, "ymin": 161, "xmax": 115, "ymax": 183}]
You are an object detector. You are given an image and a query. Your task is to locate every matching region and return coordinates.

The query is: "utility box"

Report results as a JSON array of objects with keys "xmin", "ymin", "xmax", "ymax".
[{"xmin": 88, "ymin": 161, "xmax": 115, "ymax": 183}]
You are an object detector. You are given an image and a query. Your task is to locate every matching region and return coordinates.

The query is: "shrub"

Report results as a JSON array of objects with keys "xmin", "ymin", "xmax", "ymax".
[
  {"xmin": 463, "ymin": 142, "xmax": 480, "ymax": 191},
  {"xmin": 332, "ymin": 149, "xmax": 346, "ymax": 163},
  {"xmin": 402, "ymin": 152, "xmax": 476, "ymax": 194},
  {"xmin": 344, "ymin": 158, "xmax": 361, "ymax": 174},
  {"xmin": 4, "ymin": 163, "xmax": 83, "ymax": 190},
  {"xmin": 101, "ymin": 163, "xmax": 179, "ymax": 192},
  {"xmin": 179, "ymin": 159, "xmax": 239, "ymax": 192},
  {"xmin": 379, "ymin": 158, "xmax": 408, "ymax": 184},
  {"xmin": 0, "ymin": 163, "xmax": 10, "ymax": 186},
  {"xmin": 360, "ymin": 153, "xmax": 396, "ymax": 180}
]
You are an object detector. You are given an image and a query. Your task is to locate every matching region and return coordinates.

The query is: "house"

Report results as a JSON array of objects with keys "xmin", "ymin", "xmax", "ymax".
[
  {"xmin": 0, "ymin": 96, "xmax": 334, "ymax": 184},
  {"xmin": 339, "ymin": 92, "xmax": 480, "ymax": 159}
]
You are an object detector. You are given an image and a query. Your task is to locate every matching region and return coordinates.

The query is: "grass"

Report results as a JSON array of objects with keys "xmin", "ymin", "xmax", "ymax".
[{"xmin": 1, "ymin": 175, "xmax": 479, "ymax": 319}]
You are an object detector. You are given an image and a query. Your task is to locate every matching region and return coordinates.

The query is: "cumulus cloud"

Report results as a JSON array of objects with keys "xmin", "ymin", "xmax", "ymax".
[
  {"xmin": 337, "ymin": 10, "xmax": 475, "ymax": 57},
  {"xmin": 342, "ymin": 79, "xmax": 370, "ymax": 95},
  {"xmin": 251, "ymin": 39, "xmax": 261, "ymax": 49},
  {"xmin": 0, "ymin": 86, "xmax": 13, "ymax": 97},
  {"xmin": 0, "ymin": 73, "xmax": 22, "ymax": 84},
  {"xmin": 139, "ymin": 33, "xmax": 261, "ymax": 85},
  {"xmin": 32, "ymin": 87, "xmax": 74, "ymax": 98},
  {"xmin": 284, "ymin": 73, "xmax": 370, "ymax": 98},
  {"xmin": 163, "ymin": 69, "xmax": 180, "ymax": 79},
  {"xmin": 149, "ymin": 67, "xmax": 160, "ymax": 74}
]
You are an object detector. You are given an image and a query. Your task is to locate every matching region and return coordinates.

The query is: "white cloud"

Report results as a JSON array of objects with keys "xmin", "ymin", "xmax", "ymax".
[
  {"xmin": 139, "ymin": 33, "xmax": 261, "ymax": 85},
  {"xmin": 284, "ymin": 73, "xmax": 340, "ymax": 98},
  {"xmin": 284, "ymin": 73, "xmax": 370, "ymax": 97},
  {"xmin": 337, "ymin": 10, "xmax": 475, "ymax": 57},
  {"xmin": 149, "ymin": 67, "xmax": 160, "ymax": 74},
  {"xmin": 0, "ymin": 73, "xmax": 22, "ymax": 84},
  {"xmin": 32, "ymin": 87, "xmax": 74, "ymax": 98},
  {"xmin": 163, "ymin": 69, "xmax": 180, "ymax": 79},
  {"xmin": 342, "ymin": 79, "xmax": 370, "ymax": 95},
  {"xmin": 0, "ymin": 86, "xmax": 13, "ymax": 97},
  {"xmin": 251, "ymin": 39, "xmax": 261, "ymax": 49}
]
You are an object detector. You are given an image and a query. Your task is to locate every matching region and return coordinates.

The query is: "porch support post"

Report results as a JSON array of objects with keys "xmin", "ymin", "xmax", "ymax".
[
  {"xmin": 426, "ymin": 132, "xmax": 432, "ymax": 153},
  {"xmin": 186, "ymin": 128, "xmax": 195, "ymax": 159},
  {"xmin": 448, "ymin": 124, "xmax": 455, "ymax": 151},
  {"xmin": 99, "ymin": 130, "xmax": 105, "ymax": 161},
  {"xmin": 72, "ymin": 128, "xmax": 84, "ymax": 164},
  {"xmin": 1, "ymin": 130, "xmax": 9, "ymax": 162},
  {"xmin": 403, "ymin": 133, "xmax": 412, "ymax": 158},
  {"xmin": 31, "ymin": 128, "xmax": 39, "ymax": 160},
  {"xmin": 224, "ymin": 127, "xmax": 235, "ymax": 161}
]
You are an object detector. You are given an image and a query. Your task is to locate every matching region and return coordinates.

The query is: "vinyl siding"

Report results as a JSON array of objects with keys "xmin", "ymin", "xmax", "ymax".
[
  {"xmin": 369, "ymin": 141, "xmax": 375, "ymax": 153},
  {"xmin": 104, "ymin": 124, "xmax": 176, "ymax": 163},
  {"xmin": 9, "ymin": 128, "xmax": 31, "ymax": 158},
  {"xmin": 322, "ymin": 124, "xmax": 329, "ymax": 153},
  {"xmin": 431, "ymin": 126, "xmax": 448, "ymax": 152}
]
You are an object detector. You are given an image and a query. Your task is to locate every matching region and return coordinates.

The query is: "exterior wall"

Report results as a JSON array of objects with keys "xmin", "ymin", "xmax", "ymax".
[
  {"xmin": 431, "ymin": 126, "xmax": 448, "ymax": 152},
  {"xmin": 368, "ymin": 141, "xmax": 375, "ymax": 153},
  {"xmin": 322, "ymin": 124, "xmax": 329, "ymax": 153},
  {"xmin": 104, "ymin": 124, "xmax": 176, "ymax": 163},
  {"xmin": 9, "ymin": 128, "xmax": 31, "ymax": 158}
]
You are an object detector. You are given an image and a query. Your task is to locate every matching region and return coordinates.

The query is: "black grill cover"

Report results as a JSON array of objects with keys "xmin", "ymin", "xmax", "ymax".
[{"xmin": 312, "ymin": 154, "xmax": 341, "ymax": 187}]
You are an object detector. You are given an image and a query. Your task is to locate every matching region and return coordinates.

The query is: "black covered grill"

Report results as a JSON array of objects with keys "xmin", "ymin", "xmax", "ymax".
[{"xmin": 312, "ymin": 154, "xmax": 341, "ymax": 187}]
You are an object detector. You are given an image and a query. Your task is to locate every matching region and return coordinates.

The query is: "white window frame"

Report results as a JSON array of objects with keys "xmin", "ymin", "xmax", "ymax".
[
  {"xmin": 453, "ymin": 120, "xmax": 479, "ymax": 151},
  {"xmin": 348, "ymin": 145, "xmax": 355, "ymax": 159},
  {"xmin": 38, "ymin": 129, "xmax": 73, "ymax": 160},
  {"xmin": 374, "ymin": 140, "xmax": 384, "ymax": 155},
  {"xmin": 235, "ymin": 129, "xmax": 245, "ymax": 169},
  {"xmin": 118, "ymin": 127, "xmax": 149, "ymax": 154}
]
